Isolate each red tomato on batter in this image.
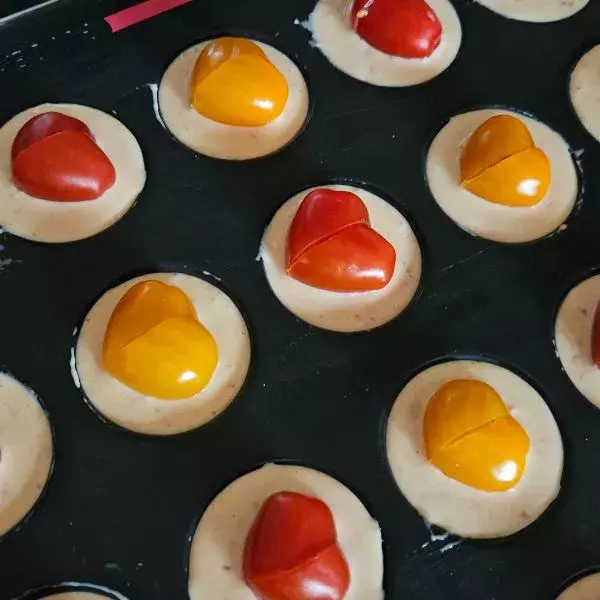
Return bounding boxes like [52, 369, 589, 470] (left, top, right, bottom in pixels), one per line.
[286, 188, 396, 292]
[244, 492, 350, 600]
[351, 0, 442, 59]
[11, 111, 116, 202]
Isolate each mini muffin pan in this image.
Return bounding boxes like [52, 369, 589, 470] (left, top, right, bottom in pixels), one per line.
[0, 0, 600, 599]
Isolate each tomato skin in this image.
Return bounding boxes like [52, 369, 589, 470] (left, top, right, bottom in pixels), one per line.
[11, 112, 116, 202]
[592, 301, 600, 367]
[351, 0, 442, 59]
[11, 112, 92, 161]
[191, 37, 288, 127]
[286, 189, 369, 267]
[286, 189, 395, 292]
[289, 223, 395, 292]
[103, 280, 218, 400]
[244, 492, 350, 600]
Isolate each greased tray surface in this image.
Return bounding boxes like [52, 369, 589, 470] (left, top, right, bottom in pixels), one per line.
[1, 1, 600, 599]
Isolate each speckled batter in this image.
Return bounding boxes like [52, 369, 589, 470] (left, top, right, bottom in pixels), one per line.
[475, 0, 589, 23]
[188, 464, 384, 600]
[0, 373, 53, 537]
[0, 103, 146, 243]
[310, 0, 461, 87]
[159, 40, 309, 160]
[555, 274, 600, 408]
[426, 109, 578, 243]
[386, 360, 563, 538]
[260, 184, 422, 332]
[570, 45, 600, 143]
[74, 273, 251, 435]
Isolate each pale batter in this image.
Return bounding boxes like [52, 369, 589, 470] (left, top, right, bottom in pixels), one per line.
[74, 272, 251, 435]
[260, 184, 422, 332]
[475, 0, 589, 23]
[159, 40, 309, 160]
[557, 572, 600, 600]
[188, 464, 384, 600]
[426, 109, 578, 243]
[386, 360, 563, 538]
[309, 0, 461, 87]
[555, 274, 600, 408]
[0, 373, 53, 537]
[570, 45, 600, 143]
[0, 103, 146, 243]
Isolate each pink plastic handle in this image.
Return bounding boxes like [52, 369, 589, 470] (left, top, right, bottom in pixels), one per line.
[105, 0, 192, 33]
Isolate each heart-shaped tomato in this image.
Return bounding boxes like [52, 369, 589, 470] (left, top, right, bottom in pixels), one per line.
[11, 111, 116, 202]
[286, 189, 396, 292]
[591, 301, 600, 368]
[243, 492, 350, 600]
[460, 115, 551, 207]
[103, 280, 218, 400]
[351, 0, 442, 59]
[191, 37, 289, 127]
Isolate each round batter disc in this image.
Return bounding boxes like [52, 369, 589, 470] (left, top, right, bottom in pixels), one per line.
[260, 184, 422, 332]
[0, 373, 53, 538]
[188, 463, 384, 600]
[74, 272, 251, 435]
[555, 274, 600, 408]
[426, 108, 578, 243]
[0, 103, 146, 243]
[557, 573, 600, 600]
[475, 0, 589, 22]
[159, 39, 309, 160]
[386, 359, 563, 538]
[310, 0, 461, 87]
[570, 44, 600, 143]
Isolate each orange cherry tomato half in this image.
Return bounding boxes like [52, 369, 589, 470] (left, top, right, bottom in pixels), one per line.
[460, 115, 551, 207]
[286, 188, 396, 292]
[591, 300, 600, 368]
[11, 112, 116, 202]
[103, 280, 218, 400]
[423, 380, 530, 492]
[243, 492, 350, 600]
[351, 0, 442, 59]
[191, 37, 288, 127]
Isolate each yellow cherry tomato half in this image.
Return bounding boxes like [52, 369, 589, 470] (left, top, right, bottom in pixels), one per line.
[423, 379, 530, 492]
[103, 280, 218, 400]
[190, 37, 289, 127]
[463, 147, 551, 207]
[460, 114, 551, 207]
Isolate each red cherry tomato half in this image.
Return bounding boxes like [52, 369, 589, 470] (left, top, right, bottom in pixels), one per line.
[289, 223, 395, 292]
[591, 301, 600, 367]
[11, 112, 92, 161]
[286, 189, 369, 267]
[11, 112, 116, 202]
[286, 188, 396, 292]
[243, 492, 350, 600]
[351, 0, 443, 59]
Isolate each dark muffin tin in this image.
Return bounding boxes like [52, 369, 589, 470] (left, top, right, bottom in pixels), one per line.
[1, 0, 600, 598]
